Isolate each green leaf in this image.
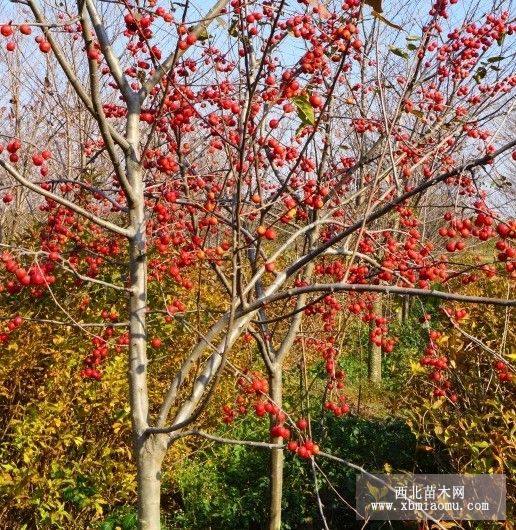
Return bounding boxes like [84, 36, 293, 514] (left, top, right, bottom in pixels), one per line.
[292, 95, 315, 126]
[407, 43, 418, 51]
[389, 46, 409, 60]
[487, 55, 504, 63]
[228, 18, 239, 38]
[120, 512, 138, 529]
[197, 26, 211, 42]
[473, 67, 487, 83]
[406, 35, 421, 41]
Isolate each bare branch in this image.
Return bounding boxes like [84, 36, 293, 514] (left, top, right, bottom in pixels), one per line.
[139, 0, 230, 102]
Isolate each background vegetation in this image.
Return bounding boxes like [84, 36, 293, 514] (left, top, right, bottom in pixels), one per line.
[0, 261, 513, 529]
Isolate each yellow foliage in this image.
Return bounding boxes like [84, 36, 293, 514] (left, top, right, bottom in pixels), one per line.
[0, 325, 136, 528]
[403, 276, 515, 510]
[0, 263, 251, 528]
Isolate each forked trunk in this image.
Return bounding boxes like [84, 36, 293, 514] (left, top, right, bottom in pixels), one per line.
[269, 369, 284, 530]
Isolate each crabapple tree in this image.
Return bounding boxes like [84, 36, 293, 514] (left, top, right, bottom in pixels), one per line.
[0, 0, 515, 529]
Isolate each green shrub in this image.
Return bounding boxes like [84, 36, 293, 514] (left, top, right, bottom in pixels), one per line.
[165, 415, 444, 529]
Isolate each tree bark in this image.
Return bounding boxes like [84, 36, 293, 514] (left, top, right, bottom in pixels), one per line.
[269, 369, 284, 530]
[128, 203, 150, 426]
[368, 340, 382, 383]
[368, 298, 382, 383]
[401, 295, 410, 324]
[137, 437, 167, 530]
[126, 99, 159, 529]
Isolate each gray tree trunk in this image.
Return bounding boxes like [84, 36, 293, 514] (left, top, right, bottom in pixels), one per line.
[269, 369, 284, 530]
[368, 299, 382, 383]
[137, 439, 167, 530]
[126, 101, 164, 530]
[401, 295, 410, 323]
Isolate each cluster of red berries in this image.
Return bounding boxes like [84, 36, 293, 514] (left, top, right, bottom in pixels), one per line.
[81, 334, 109, 380]
[493, 361, 512, 383]
[221, 372, 269, 424]
[324, 398, 350, 416]
[0, 23, 51, 53]
[0, 140, 52, 172]
[287, 439, 320, 459]
[221, 373, 323, 459]
[302, 294, 341, 332]
[347, 296, 397, 353]
[81, 318, 122, 380]
[453, 308, 468, 321]
[299, 336, 351, 416]
[1, 252, 56, 295]
[2, 138, 21, 163]
[163, 299, 186, 322]
[419, 328, 457, 401]
[0, 314, 23, 345]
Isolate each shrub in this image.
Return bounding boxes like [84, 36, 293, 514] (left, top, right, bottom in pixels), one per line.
[166, 415, 443, 529]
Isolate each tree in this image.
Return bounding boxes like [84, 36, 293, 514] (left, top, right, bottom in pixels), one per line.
[0, 0, 515, 529]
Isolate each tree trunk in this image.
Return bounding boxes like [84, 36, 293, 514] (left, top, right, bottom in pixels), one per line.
[126, 102, 157, 529]
[128, 218, 150, 434]
[368, 340, 382, 383]
[269, 369, 283, 530]
[368, 298, 382, 383]
[137, 438, 167, 530]
[129, 217, 160, 530]
[401, 295, 410, 323]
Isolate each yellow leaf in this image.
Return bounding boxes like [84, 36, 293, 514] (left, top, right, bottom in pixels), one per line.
[432, 398, 445, 409]
[437, 334, 449, 345]
[408, 109, 424, 119]
[0, 472, 13, 485]
[410, 361, 426, 374]
[416, 444, 434, 453]
[112, 422, 122, 434]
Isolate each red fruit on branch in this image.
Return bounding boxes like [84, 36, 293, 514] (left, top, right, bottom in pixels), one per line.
[264, 228, 277, 240]
[150, 337, 162, 348]
[39, 40, 51, 53]
[309, 93, 323, 108]
[296, 418, 308, 430]
[1, 25, 13, 37]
